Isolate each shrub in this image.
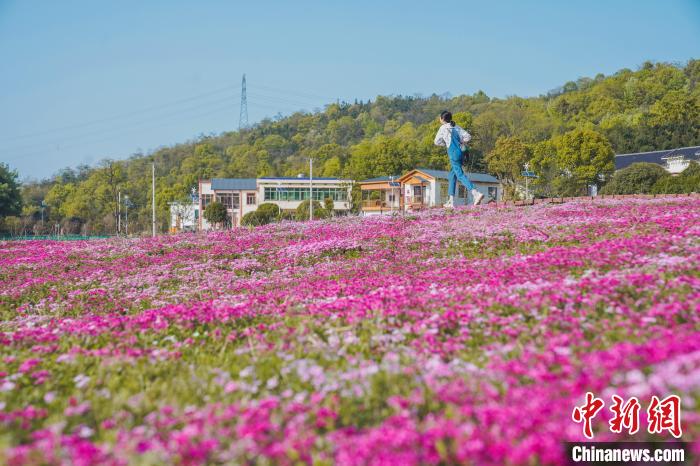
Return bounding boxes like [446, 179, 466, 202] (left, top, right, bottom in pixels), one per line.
[295, 199, 328, 221]
[324, 197, 334, 217]
[601, 163, 669, 195]
[241, 211, 265, 227]
[257, 203, 281, 219]
[203, 202, 228, 228]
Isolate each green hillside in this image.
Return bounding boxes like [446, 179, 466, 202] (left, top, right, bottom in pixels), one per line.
[7, 60, 700, 235]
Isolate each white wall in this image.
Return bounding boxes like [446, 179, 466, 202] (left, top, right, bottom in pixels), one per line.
[199, 180, 214, 230]
[257, 180, 353, 212]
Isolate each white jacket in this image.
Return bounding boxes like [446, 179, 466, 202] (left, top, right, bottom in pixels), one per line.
[434, 123, 471, 148]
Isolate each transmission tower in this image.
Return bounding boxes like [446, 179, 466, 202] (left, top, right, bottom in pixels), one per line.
[239, 74, 248, 130]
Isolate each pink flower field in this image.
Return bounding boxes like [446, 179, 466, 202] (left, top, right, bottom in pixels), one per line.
[1, 197, 699, 465]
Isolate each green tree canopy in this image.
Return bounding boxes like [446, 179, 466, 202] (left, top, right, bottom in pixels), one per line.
[203, 201, 228, 227]
[294, 199, 328, 221]
[484, 136, 530, 199]
[0, 163, 23, 217]
[551, 127, 615, 196]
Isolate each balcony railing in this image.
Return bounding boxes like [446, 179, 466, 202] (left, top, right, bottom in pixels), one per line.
[361, 200, 401, 209]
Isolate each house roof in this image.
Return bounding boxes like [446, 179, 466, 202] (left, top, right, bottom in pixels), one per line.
[405, 168, 499, 184]
[259, 176, 350, 181]
[359, 176, 401, 183]
[615, 146, 700, 170]
[211, 178, 257, 190]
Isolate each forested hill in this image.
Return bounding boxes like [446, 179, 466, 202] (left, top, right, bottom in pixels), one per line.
[16, 60, 700, 234]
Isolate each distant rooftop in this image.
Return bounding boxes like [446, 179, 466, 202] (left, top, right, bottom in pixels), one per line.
[359, 176, 401, 183]
[615, 146, 700, 170]
[258, 176, 350, 181]
[211, 178, 257, 190]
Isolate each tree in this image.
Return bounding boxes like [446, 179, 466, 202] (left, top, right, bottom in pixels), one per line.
[324, 197, 334, 217]
[485, 136, 530, 199]
[203, 201, 228, 228]
[242, 203, 280, 226]
[0, 163, 22, 217]
[295, 199, 328, 221]
[551, 128, 615, 196]
[600, 163, 669, 195]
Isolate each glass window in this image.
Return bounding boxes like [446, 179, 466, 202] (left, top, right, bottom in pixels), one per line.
[263, 186, 347, 202]
[216, 193, 232, 209]
[488, 187, 497, 200]
[201, 194, 213, 209]
[247, 193, 256, 205]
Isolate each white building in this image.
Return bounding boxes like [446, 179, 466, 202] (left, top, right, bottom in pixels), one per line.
[197, 178, 258, 229]
[615, 146, 700, 174]
[257, 176, 353, 214]
[169, 200, 198, 232]
[175, 176, 354, 231]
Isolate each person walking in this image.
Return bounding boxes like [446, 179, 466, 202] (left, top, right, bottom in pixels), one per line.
[434, 111, 484, 207]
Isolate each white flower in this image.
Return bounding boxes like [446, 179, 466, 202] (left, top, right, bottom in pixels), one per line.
[73, 374, 90, 389]
[0, 381, 16, 392]
[266, 377, 278, 390]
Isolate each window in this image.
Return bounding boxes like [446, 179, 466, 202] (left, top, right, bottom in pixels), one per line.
[388, 194, 395, 203]
[264, 187, 348, 202]
[458, 185, 467, 199]
[246, 192, 256, 205]
[488, 186, 498, 200]
[216, 193, 240, 210]
[201, 194, 213, 209]
[440, 182, 448, 200]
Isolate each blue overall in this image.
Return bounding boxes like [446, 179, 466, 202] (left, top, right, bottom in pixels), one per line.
[447, 127, 475, 196]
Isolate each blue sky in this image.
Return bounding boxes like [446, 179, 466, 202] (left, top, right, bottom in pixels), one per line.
[1, 0, 698, 180]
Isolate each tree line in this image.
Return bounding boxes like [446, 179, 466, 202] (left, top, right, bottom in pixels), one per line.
[1, 60, 698, 235]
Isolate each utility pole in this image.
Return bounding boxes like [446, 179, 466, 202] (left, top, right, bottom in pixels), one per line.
[390, 176, 394, 215]
[124, 195, 129, 236]
[152, 163, 156, 237]
[309, 158, 313, 221]
[118, 191, 121, 235]
[239, 74, 248, 130]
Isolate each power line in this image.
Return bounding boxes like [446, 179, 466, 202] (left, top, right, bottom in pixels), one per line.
[3, 83, 240, 143]
[4, 94, 241, 153]
[248, 83, 336, 102]
[4, 98, 306, 163]
[4, 101, 241, 162]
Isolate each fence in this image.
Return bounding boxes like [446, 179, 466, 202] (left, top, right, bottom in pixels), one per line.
[0, 235, 114, 241]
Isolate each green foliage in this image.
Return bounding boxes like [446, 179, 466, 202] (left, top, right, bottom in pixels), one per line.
[324, 197, 334, 216]
[551, 127, 615, 195]
[651, 162, 700, 194]
[484, 136, 530, 199]
[241, 203, 280, 227]
[241, 211, 266, 227]
[0, 163, 22, 217]
[295, 199, 328, 221]
[202, 202, 228, 227]
[15, 60, 700, 233]
[600, 163, 669, 195]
